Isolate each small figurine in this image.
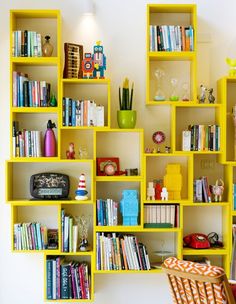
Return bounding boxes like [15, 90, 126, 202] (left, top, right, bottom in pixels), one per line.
[147, 182, 155, 200]
[154, 179, 163, 200]
[165, 146, 171, 153]
[164, 164, 182, 200]
[66, 142, 75, 159]
[208, 88, 215, 104]
[145, 147, 152, 153]
[82, 53, 94, 79]
[161, 187, 168, 200]
[226, 58, 236, 77]
[75, 174, 88, 200]
[93, 41, 106, 79]
[210, 179, 224, 202]
[199, 84, 207, 103]
[120, 190, 139, 226]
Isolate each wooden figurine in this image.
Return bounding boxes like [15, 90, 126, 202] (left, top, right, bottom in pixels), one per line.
[66, 142, 75, 159]
[147, 182, 155, 200]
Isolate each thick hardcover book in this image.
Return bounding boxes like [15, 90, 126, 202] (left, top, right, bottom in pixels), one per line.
[61, 264, 70, 299]
[47, 259, 53, 299]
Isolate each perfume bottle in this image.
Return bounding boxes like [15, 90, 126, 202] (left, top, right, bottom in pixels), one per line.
[42, 35, 53, 57]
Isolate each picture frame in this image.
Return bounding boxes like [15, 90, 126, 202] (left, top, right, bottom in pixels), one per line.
[96, 157, 120, 176]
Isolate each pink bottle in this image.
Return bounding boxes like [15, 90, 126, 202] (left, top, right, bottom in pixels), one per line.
[44, 120, 56, 157]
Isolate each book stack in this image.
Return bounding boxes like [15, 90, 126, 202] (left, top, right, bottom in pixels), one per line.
[149, 25, 194, 52]
[12, 71, 51, 107]
[96, 199, 118, 226]
[12, 121, 42, 158]
[194, 177, 211, 203]
[62, 98, 104, 127]
[96, 232, 151, 271]
[61, 209, 79, 253]
[46, 257, 90, 300]
[183, 124, 220, 151]
[12, 30, 42, 57]
[144, 204, 179, 228]
[14, 222, 50, 250]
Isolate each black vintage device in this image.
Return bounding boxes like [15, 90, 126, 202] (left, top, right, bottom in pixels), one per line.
[30, 173, 70, 200]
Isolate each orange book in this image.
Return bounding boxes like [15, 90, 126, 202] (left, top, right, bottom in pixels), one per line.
[83, 100, 88, 126]
[181, 26, 186, 51]
[121, 238, 128, 270]
[185, 27, 190, 51]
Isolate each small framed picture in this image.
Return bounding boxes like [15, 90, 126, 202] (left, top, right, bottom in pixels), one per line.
[96, 157, 120, 176]
[63, 43, 83, 78]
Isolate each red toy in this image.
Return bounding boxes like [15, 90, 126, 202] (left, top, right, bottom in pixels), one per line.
[82, 53, 94, 79]
[66, 142, 75, 159]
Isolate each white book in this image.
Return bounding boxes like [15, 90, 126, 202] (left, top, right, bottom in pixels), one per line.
[128, 236, 139, 270]
[170, 205, 176, 227]
[166, 205, 171, 224]
[124, 235, 134, 269]
[52, 259, 56, 299]
[144, 206, 147, 223]
[64, 216, 69, 252]
[35, 131, 42, 157]
[151, 205, 156, 223]
[72, 225, 78, 252]
[96, 105, 104, 126]
[160, 205, 166, 223]
[156, 205, 161, 223]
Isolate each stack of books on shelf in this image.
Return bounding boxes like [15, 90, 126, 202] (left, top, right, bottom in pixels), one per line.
[149, 25, 194, 52]
[144, 204, 179, 228]
[96, 199, 118, 226]
[13, 222, 53, 250]
[12, 121, 42, 157]
[12, 30, 42, 57]
[46, 257, 90, 300]
[194, 177, 211, 203]
[61, 209, 79, 253]
[62, 98, 104, 127]
[182, 124, 220, 151]
[96, 232, 151, 271]
[13, 71, 51, 107]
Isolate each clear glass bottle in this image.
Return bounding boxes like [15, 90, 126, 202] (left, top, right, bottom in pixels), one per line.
[42, 35, 53, 57]
[154, 68, 166, 101]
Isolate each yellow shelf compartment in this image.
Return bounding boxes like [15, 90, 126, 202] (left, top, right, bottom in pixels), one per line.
[146, 4, 197, 105]
[174, 105, 222, 152]
[61, 78, 111, 128]
[95, 128, 144, 177]
[6, 160, 94, 203]
[11, 203, 60, 252]
[144, 153, 193, 202]
[60, 203, 94, 253]
[44, 253, 94, 302]
[182, 248, 228, 256]
[10, 10, 61, 58]
[217, 77, 236, 163]
[232, 211, 236, 216]
[193, 154, 230, 203]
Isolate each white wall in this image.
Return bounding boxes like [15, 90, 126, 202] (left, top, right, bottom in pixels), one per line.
[0, 0, 235, 303]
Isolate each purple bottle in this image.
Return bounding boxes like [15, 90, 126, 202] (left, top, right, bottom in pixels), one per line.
[44, 120, 56, 157]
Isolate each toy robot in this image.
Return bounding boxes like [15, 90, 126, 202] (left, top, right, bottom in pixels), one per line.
[147, 182, 155, 200]
[161, 187, 168, 200]
[164, 163, 182, 200]
[93, 41, 106, 79]
[120, 190, 139, 226]
[82, 53, 94, 79]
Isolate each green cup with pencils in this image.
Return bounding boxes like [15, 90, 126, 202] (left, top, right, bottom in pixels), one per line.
[117, 77, 136, 129]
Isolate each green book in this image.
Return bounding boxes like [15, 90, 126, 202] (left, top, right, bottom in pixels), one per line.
[144, 223, 173, 228]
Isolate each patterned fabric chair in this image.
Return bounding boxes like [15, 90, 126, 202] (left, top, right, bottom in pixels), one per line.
[162, 257, 236, 304]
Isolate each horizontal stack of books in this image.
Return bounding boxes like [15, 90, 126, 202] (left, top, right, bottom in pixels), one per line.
[149, 25, 194, 52]
[144, 204, 179, 228]
[12, 71, 51, 107]
[14, 222, 51, 250]
[96, 199, 118, 226]
[12, 30, 42, 57]
[13, 121, 42, 157]
[96, 232, 151, 271]
[46, 257, 90, 300]
[62, 98, 104, 127]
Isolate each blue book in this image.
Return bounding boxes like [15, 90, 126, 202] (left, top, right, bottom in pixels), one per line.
[47, 259, 53, 299]
[36, 222, 42, 250]
[65, 98, 69, 126]
[72, 100, 76, 126]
